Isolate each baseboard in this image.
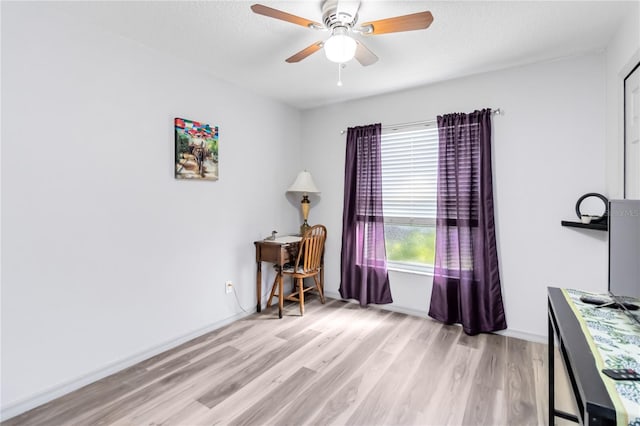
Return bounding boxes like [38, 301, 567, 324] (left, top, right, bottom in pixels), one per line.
[325, 290, 546, 343]
[0, 309, 254, 422]
[495, 328, 547, 344]
[325, 290, 429, 317]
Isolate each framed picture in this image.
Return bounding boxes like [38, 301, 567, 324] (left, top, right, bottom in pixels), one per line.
[174, 117, 219, 181]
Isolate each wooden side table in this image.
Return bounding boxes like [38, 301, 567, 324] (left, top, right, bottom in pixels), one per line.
[254, 239, 299, 318]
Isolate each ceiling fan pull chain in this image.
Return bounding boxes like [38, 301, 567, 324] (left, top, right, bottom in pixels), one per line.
[337, 63, 343, 87]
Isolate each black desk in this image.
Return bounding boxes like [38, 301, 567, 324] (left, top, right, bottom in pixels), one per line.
[548, 287, 616, 425]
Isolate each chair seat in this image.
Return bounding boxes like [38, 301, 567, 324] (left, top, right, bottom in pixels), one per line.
[282, 266, 320, 275]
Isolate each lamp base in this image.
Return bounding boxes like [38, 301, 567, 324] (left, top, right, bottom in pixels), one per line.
[300, 221, 310, 236]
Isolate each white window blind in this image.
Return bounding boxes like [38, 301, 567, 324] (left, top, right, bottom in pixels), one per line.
[381, 127, 439, 224]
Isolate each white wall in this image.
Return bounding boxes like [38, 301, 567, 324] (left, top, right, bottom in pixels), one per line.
[301, 54, 609, 340]
[0, 3, 300, 417]
[605, 2, 640, 198]
[3, 1, 636, 420]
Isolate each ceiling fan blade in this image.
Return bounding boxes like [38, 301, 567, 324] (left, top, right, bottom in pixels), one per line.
[354, 40, 378, 66]
[251, 4, 322, 29]
[286, 41, 324, 63]
[360, 11, 433, 35]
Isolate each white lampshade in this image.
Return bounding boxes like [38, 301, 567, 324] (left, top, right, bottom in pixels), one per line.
[324, 27, 357, 64]
[287, 171, 320, 194]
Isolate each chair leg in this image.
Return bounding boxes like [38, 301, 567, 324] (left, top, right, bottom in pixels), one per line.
[267, 273, 279, 308]
[278, 273, 284, 319]
[298, 278, 304, 316]
[314, 275, 325, 304]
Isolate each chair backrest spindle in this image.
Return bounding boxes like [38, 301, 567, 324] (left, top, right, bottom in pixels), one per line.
[295, 225, 326, 273]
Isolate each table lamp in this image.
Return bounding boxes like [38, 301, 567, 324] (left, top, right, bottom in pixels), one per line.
[287, 170, 320, 235]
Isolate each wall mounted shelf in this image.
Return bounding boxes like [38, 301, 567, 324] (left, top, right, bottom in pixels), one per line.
[561, 220, 607, 231]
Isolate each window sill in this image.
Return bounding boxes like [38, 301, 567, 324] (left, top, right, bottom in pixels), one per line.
[387, 265, 434, 277]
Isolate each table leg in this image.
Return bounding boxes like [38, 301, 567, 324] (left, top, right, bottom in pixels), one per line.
[278, 272, 284, 319]
[256, 261, 262, 313]
[549, 313, 555, 426]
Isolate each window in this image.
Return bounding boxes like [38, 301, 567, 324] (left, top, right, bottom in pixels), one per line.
[380, 126, 439, 274]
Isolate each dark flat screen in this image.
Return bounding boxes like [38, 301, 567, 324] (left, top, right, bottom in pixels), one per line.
[608, 200, 640, 299]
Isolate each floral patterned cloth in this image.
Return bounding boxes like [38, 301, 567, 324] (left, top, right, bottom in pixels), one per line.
[563, 289, 640, 426]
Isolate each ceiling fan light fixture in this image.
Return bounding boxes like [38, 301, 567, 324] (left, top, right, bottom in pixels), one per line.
[324, 27, 357, 63]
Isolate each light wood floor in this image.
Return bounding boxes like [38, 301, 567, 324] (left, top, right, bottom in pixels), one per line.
[4, 297, 570, 426]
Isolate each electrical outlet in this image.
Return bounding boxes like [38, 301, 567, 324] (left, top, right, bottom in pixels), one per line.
[225, 281, 233, 294]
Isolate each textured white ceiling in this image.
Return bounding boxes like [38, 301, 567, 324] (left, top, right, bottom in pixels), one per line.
[48, 0, 638, 110]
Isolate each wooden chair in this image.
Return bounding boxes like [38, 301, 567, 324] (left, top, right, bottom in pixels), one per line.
[267, 224, 326, 316]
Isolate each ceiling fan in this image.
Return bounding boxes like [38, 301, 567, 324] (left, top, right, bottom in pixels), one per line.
[250, 1, 434, 66]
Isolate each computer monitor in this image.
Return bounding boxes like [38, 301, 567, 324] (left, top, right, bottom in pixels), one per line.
[608, 200, 640, 298]
[608, 199, 640, 320]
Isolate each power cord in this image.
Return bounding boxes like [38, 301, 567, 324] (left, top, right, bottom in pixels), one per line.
[231, 281, 274, 314]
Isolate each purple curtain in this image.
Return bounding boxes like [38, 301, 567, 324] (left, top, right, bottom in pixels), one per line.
[428, 109, 507, 335]
[340, 123, 393, 306]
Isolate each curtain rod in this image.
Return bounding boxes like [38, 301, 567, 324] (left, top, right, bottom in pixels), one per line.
[339, 108, 502, 135]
